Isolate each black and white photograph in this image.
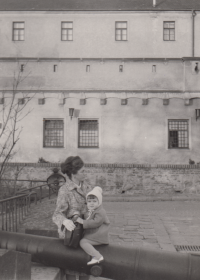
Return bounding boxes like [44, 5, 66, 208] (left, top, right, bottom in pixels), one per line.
[0, 0, 200, 279]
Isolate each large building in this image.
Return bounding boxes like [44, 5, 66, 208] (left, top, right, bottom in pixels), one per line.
[1, 0, 200, 164]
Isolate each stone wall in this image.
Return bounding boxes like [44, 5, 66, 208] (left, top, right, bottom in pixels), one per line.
[1, 163, 200, 196]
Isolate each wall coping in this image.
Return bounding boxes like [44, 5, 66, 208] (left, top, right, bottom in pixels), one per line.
[1, 162, 200, 169]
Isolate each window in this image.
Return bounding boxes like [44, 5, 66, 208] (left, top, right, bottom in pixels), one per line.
[86, 65, 90, 72]
[13, 22, 25, 41]
[18, 98, 24, 105]
[20, 64, 24, 72]
[53, 65, 57, 72]
[163, 21, 175, 41]
[61, 22, 73, 41]
[119, 65, 123, 72]
[43, 119, 64, 148]
[152, 65, 156, 72]
[168, 120, 189, 149]
[78, 119, 99, 148]
[115, 21, 127, 41]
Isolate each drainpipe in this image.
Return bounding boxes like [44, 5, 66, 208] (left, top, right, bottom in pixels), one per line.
[153, 0, 156, 8]
[192, 10, 196, 57]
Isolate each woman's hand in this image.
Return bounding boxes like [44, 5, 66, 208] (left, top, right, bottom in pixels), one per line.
[62, 219, 76, 231]
[76, 217, 83, 224]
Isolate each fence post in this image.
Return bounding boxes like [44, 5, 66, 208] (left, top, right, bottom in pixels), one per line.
[40, 186, 42, 203]
[1, 202, 4, 231]
[11, 200, 14, 232]
[5, 201, 8, 231]
[18, 199, 21, 223]
[15, 199, 17, 232]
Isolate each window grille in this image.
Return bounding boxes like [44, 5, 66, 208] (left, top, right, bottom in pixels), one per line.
[78, 119, 99, 148]
[115, 21, 127, 41]
[43, 119, 64, 148]
[13, 22, 25, 41]
[163, 21, 175, 41]
[168, 120, 189, 149]
[61, 22, 73, 41]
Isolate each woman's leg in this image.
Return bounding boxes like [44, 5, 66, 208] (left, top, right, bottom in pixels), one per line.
[80, 238, 102, 259]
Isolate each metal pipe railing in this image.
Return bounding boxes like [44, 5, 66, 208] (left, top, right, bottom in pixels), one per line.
[0, 178, 65, 232]
[0, 192, 37, 232]
[1, 178, 65, 200]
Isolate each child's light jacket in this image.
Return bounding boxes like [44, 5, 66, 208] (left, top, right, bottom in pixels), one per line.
[83, 205, 110, 244]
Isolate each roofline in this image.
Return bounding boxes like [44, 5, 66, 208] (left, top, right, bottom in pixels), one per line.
[1, 57, 200, 62]
[0, 89, 186, 93]
[0, 57, 185, 61]
[0, 9, 200, 12]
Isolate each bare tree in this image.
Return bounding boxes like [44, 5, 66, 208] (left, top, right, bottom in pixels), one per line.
[0, 62, 34, 182]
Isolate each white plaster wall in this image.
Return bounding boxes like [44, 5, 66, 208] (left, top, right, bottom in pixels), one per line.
[0, 10, 199, 165]
[0, 11, 193, 58]
[0, 60, 184, 91]
[185, 60, 200, 91]
[1, 95, 199, 164]
[194, 12, 200, 57]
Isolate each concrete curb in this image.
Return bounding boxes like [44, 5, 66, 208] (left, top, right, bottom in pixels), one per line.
[103, 195, 200, 202]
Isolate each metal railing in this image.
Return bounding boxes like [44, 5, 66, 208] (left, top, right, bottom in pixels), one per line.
[0, 192, 37, 232]
[0, 180, 49, 232]
[0, 178, 65, 232]
[16, 182, 51, 202]
[1, 179, 63, 200]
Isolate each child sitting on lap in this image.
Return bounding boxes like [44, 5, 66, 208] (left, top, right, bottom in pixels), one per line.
[76, 186, 110, 265]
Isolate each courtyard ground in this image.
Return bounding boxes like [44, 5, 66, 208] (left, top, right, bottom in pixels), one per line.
[13, 195, 200, 280]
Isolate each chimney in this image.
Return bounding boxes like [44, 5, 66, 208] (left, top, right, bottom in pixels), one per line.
[153, 0, 156, 7]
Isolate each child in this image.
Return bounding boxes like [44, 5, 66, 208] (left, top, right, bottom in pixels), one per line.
[76, 186, 110, 265]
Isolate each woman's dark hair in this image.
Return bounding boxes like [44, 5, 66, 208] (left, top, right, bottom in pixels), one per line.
[61, 156, 84, 179]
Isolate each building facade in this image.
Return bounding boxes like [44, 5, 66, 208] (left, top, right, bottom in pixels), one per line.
[1, 0, 200, 164]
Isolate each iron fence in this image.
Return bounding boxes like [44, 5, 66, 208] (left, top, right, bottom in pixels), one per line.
[0, 178, 65, 232]
[1, 178, 63, 200]
[0, 192, 37, 232]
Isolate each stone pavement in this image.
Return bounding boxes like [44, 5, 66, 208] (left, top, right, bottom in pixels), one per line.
[15, 195, 200, 279]
[17, 195, 200, 250]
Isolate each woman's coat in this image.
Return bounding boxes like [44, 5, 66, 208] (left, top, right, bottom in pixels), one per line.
[52, 176, 92, 239]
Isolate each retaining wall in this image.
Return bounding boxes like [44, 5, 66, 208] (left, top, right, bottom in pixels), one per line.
[1, 163, 200, 196]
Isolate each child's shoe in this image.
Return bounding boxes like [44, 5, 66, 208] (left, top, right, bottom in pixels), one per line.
[87, 256, 104, 265]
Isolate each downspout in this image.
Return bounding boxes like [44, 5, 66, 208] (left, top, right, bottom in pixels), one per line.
[192, 10, 196, 57]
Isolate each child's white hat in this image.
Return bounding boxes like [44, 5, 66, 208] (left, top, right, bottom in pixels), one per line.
[86, 186, 102, 206]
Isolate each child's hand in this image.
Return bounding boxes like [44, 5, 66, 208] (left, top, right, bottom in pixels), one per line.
[76, 217, 84, 224]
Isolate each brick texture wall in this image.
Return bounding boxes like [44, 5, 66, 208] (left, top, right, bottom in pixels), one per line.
[1, 163, 200, 195]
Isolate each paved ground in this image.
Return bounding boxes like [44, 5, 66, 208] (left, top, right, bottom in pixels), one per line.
[18, 196, 200, 250]
[15, 196, 200, 279]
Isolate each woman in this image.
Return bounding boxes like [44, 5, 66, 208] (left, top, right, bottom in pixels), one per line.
[52, 156, 92, 279]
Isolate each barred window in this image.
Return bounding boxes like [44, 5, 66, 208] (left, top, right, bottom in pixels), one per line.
[78, 119, 99, 148]
[115, 21, 127, 41]
[163, 21, 175, 41]
[168, 120, 189, 149]
[43, 119, 64, 148]
[61, 22, 73, 41]
[13, 22, 25, 41]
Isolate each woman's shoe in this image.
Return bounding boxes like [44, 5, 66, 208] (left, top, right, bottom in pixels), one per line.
[87, 256, 104, 265]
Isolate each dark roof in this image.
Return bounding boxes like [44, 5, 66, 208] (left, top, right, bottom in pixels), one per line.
[1, 0, 200, 11]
